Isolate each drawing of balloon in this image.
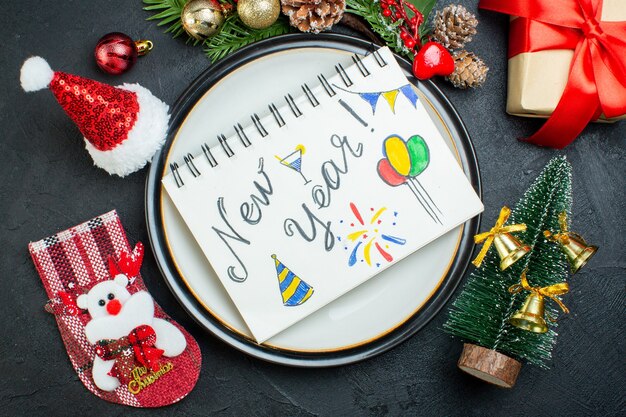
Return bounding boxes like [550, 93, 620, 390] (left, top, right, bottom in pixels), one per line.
[377, 159, 407, 186]
[377, 134, 442, 224]
[406, 134, 429, 176]
[384, 136, 412, 176]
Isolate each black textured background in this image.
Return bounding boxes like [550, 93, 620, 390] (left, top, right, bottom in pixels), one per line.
[1, 1, 624, 416]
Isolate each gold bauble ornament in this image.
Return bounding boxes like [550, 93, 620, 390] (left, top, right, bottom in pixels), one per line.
[237, 0, 280, 30]
[181, 0, 226, 41]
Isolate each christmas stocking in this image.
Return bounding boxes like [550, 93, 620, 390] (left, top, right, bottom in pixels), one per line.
[29, 210, 201, 407]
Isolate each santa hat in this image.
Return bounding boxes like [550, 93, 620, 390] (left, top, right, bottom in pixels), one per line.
[20, 56, 169, 177]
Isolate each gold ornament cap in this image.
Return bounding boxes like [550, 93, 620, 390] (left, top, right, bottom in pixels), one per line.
[237, 0, 281, 30]
[134, 40, 153, 56]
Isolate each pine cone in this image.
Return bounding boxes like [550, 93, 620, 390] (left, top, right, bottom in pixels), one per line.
[432, 4, 478, 50]
[281, 0, 345, 34]
[446, 50, 488, 89]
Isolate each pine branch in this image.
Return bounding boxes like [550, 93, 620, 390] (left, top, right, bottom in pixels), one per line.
[143, 0, 189, 39]
[345, 0, 437, 58]
[204, 15, 292, 63]
[444, 156, 573, 368]
[143, 0, 436, 63]
[143, 0, 291, 62]
[346, 0, 412, 59]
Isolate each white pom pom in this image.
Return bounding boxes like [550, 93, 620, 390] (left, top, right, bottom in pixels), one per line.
[20, 56, 54, 92]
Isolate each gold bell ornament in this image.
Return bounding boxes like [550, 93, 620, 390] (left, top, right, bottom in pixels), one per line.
[472, 206, 531, 270]
[544, 212, 598, 274]
[508, 271, 570, 333]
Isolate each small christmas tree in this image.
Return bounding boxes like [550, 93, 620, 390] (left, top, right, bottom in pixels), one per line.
[443, 156, 573, 386]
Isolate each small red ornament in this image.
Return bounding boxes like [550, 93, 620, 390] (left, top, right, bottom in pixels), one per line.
[94, 32, 153, 75]
[412, 41, 455, 80]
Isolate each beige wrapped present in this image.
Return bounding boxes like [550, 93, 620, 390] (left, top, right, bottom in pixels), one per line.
[506, 0, 626, 121]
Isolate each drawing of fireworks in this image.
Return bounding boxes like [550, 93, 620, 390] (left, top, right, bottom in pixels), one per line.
[340, 202, 407, 268]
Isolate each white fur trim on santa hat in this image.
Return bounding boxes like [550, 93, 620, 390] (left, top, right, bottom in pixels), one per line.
[20, 56, 55, 92]
[85, 83, 170, 177]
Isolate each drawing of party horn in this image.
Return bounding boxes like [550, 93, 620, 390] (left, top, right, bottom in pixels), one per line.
[376, 134, 442, 224]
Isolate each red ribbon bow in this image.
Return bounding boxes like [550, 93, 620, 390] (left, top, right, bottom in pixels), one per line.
[479, 0, 626, 148]
[95, 325, 164, 383]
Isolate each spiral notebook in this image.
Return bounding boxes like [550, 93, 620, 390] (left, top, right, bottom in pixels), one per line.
[163, 47, 483, 343]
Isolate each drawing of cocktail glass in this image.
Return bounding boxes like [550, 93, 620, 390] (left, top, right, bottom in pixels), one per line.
[276, 144, 311, 185]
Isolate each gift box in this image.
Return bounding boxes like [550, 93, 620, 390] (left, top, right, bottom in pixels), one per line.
[506, 0, 626, 120]
[480, 0, 626, 148]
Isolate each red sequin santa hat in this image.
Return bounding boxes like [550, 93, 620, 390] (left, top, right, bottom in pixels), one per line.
[20, 56, 169, 177]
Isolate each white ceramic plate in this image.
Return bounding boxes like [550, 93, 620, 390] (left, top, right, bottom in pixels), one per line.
[146, 34, 481, 366]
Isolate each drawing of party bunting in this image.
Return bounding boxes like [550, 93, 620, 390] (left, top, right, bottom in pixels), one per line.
[381, 90, 400, 112]
[359, 92, 381, 113]
[334, 83, 419, 114]
[399, 85, 419, 107]
[271, 255, 314, 307]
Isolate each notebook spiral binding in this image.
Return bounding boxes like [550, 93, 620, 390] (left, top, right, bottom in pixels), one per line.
[170, 49, 387, 188]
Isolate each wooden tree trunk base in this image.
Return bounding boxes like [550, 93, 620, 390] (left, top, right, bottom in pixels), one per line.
[457, 343, 522, 388]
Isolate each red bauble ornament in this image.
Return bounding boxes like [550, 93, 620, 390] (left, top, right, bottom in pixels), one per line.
[94, 32, 153, 75]
[412, 41, 455, 80]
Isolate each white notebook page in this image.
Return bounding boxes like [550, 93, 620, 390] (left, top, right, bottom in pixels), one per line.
[163, 47, 483, 342]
